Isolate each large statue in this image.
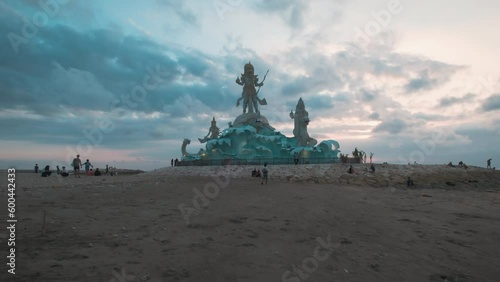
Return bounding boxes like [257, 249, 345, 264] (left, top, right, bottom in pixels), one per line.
[235, 62, 268, 113]
[198, 117, 220, 143]
[179, 61, 340, 163]
[289, 98, 317, 147]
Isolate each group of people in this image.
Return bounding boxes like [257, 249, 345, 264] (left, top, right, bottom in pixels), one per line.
[72, 155, 110, 176]
[447, 161, 469, 169]
[251, 163, 269, 185]
[36, 155, 112, 178]
[346, 164, 375, 174]
[71, 155, 97, 177]
[37, 164, 71, 177]
[447, 158, 495, 170]
[171, 158, 180, 167]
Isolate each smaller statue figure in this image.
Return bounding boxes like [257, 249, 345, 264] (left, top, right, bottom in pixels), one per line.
[182, 138, 205, 160]
[235, 62, 268, 114]
[198, 117, 220, 143]
[290, 98, 317, 147]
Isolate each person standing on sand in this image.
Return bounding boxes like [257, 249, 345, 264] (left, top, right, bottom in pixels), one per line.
[487, 158, 492, 169]
[171, 159, 174, 167]
[84, 159, 93, 175]
[72, 154, 82, 178]
[34, 164, 39, 173]
[261, 163, 268, 185]
[407, 177, 414, 187]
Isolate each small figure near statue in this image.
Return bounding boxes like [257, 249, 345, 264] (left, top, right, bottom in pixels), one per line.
[236, 62, 268, 114]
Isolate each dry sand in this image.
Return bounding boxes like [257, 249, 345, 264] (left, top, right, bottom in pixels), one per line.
[1, 164, 500, 282]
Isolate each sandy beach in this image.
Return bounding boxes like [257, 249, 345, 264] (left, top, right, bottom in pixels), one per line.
[1, 164, 500, 282]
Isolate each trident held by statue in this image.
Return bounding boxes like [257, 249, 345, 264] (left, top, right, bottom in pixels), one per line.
[256, 69, 269, 105]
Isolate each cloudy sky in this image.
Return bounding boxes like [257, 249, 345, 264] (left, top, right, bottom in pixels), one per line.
[1, 0, 499, 170]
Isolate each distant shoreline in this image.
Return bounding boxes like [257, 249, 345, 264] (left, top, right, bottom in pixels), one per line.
[2, 163, 495, 173]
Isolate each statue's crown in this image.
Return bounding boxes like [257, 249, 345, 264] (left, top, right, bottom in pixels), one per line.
[244, 61, 254, 72]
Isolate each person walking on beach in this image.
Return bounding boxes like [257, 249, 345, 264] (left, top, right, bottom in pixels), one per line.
[261, 163, 269, 185]
[72, 154, 82, 178]
[34, 164, 39, 173]
[171, 159, 174, 167]
[84, 159, 93, 175]
[487, 158, 492, 169]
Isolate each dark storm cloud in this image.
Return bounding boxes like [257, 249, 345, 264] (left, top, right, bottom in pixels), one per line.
[373, 118, 407, 134]
[413, 112, 446, 121]
[455, 127, 499, 139]
[0, 4, 240, 148]
[358, 89, 377, 102]
[437, 93, 475, 108]
[301, 95, 335, 110]
[368, 112, 380, 120]
[370, 58, 402, 75]
[280, 75, 311, 97]
[405, 70, 438, 92]
[481, 94, 500, 112]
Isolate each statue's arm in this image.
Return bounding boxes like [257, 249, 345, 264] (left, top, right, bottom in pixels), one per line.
[255, 78, 264, 87]
[235, 77, 244, 85]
